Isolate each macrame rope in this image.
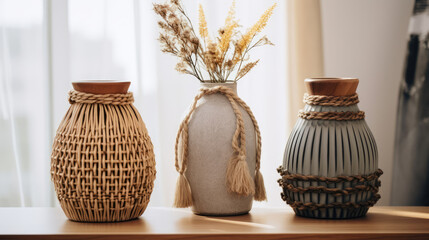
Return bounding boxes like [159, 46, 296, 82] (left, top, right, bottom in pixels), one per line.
[69, 90, 134, 105]
[174, 86, 266, 208]
[299, 93, 365, 121]
[277, 167, 383, 210]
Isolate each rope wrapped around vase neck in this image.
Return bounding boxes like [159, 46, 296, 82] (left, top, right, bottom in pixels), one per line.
[299, 93, 365, 121]
[174, 86, 266, 208]
[68, 90, 134, 105]
[303, 93, 360, 106]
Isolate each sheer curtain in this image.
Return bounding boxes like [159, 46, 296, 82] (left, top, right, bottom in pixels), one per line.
[0, 0, 288, 208]
[0, 0, 52, 207]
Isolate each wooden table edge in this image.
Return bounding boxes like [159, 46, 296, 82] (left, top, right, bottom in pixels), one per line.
[1, 233, 429, 240]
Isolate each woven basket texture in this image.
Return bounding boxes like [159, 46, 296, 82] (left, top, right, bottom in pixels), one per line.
[50, 91, 156, 222]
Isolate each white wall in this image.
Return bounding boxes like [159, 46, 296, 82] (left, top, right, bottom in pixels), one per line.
[320, 0, 413, 205]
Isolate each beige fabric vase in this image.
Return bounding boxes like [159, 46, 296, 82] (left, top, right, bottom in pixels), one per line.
[185, 82, 257, 216]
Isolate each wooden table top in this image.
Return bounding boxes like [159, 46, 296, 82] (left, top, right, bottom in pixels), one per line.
[0, 206, 428, 239]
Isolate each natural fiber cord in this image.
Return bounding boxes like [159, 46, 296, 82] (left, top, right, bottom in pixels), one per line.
[298, 110, 365, 121]
[303, 93, 360, 106]
[174, 86, 266, 208]
[277, 167, 383, 210]
[50, 90, 156, 222]
[299, 93, 365, 121]
[68, 90, 134, 105]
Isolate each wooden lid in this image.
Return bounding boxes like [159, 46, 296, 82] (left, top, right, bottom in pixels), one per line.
[305, 78, 358, 96]
[72, 80, 131, 94]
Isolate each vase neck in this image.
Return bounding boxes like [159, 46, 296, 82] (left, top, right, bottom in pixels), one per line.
[201, 82, 237, 94]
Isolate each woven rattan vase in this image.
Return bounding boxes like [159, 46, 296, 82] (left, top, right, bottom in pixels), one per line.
[278, 78, 382, 219]
[50, 81, 156, 222]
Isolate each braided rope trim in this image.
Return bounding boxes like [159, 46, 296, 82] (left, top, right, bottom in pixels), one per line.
[300, 93, 364, 121]
[304, 93, 360, 106]
[277, 167, 383, 183]
[298, 110, 365, 121]
[68, 90, 134, 105]
[277, 166, 383, 210]
[281, 192, 381, 210]
[278, 179, 380, 196]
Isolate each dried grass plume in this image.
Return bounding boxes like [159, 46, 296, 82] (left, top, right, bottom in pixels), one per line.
[154, 0, 276, 82]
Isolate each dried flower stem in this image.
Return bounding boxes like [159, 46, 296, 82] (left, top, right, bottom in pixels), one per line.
[154, 0, 276, 83]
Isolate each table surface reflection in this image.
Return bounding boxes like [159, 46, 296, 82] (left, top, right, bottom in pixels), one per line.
[0, 206, 428, 239]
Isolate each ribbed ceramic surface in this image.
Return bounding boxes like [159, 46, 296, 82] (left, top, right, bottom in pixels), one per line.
[283, 103, 378, 218]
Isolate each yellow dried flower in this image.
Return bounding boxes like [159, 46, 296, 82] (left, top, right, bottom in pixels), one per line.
[199, 4, 210, 43]
[224, 0, 236, 27]
[219, 22, 238, 56]
[218, 0, 238, 57]
[236, 60, 259, 80]
[235, 3, 276, 61]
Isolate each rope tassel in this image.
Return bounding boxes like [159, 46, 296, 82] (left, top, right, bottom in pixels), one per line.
[226, 154, 255, 196]
[174, 174, 193, 208]
[254, 170, 266, 201]
[174, 86, 266, 208]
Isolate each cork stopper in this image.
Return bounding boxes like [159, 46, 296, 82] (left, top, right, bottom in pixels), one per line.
[305, 78, 358, 96]
[72, 80, 131, 94]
